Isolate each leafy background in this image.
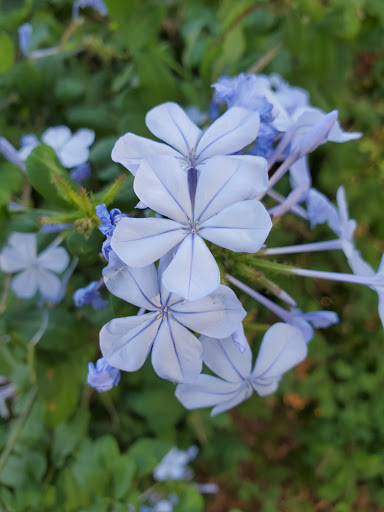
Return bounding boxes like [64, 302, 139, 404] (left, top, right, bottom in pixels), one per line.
[1, 0, 384, 510]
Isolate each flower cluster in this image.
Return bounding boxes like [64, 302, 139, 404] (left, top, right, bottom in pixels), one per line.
[87, 71, 379, 416]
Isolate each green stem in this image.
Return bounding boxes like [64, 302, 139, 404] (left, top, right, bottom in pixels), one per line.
[0, 387, 38, 475]
[247, 257, 294, 275]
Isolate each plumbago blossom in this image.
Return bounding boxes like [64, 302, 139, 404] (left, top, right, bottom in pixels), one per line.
[0, 233, 69, 303]
[111, 155, 271, 301]
[85, 71, 381, 419]
[99, 251, 246, 383]
[176, 323, 307, 416]
[0, 126, 94, 183]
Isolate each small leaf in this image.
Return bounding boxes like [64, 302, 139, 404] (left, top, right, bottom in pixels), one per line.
[0, 32, 15, 73]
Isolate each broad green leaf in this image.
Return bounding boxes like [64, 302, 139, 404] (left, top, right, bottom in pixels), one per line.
[111, 454, 135, 499]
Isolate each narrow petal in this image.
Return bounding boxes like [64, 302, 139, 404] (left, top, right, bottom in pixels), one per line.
[195, 107, 260, 161]
[172, 284, 246, 339]
[42, 126, 72, 152]
[37, 269, 63, 302]
[157, 250, 182, 306]
[175, 374, 242, 409]
[103, 251, 160, 310]
[199, 200, 272, 253]
[38, 246, 69, 273]
[134, 156, 192, 223]
[251, 323, 307, 383]
[162, 235, 220, 301]
[151, 317, 203, 383]
[100, 313, 160, 371]
[111, 133, 178, 175]
[194, 155, 268, 223]
[11, 268, 39, 298]
[145, 102, 202, 156]
[111, 217, 186, 267]
[200, 334, 252, 382]
[58, 129, 95, 168]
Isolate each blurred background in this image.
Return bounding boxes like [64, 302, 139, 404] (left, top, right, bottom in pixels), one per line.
[1, 1, 384, 511]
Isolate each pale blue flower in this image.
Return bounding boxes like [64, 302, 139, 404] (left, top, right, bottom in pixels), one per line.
[111, 154, 271, 301]
[0, 233, 69, 302]
[0, 377, 16, 419]
[73, 280, 108, 310]
[72, 0, 108, 19]
[287, 308, 339, 343]
[0, 137, 26, 172]
[18, 23, 32, 56]
[212, 73, 274, 121]
[87, 357, 120, 392]
[306, 186, 371, 272]
[175, 323, 307, 416]
[111, 101, 262, 176]
[100, 251, 246, 383]
[41, 126, 94, 168]
[69, 162, 91, 184]
[40, 222, 74, 233]
[153, 446, 198, 481]
[96, 203, 125, 260]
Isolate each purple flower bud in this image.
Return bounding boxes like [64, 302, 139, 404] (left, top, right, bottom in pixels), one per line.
[73, 280, 108, 310]
[87, 358, 120, 392]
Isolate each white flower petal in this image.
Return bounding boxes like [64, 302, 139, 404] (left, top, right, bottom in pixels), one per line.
[151, 317, 203, 383]
[11, 267, 39, 298]
[161, 234, 220, 301]
[195, 107, 260, 161]
[210, 384, 253, 416]
[199, 334, 252, 382]
[58, 129, 94, 168]
[194, 155, 268, 223]
[171, 284, 246, 338]
[111, 217, 186, 267]
[251, 323, 307, 391]
[134, 156, 192, 223]
[199, 200, 272, 252]
[175, 374, 242, 409]
[100, 313, 160, 372]
[38, 246, 69, 273]
[103, 251, 160, 310]
[1, 233, 37, 272]
[145, 102, 202, 156]
[37, 269, 63, 302]
[111, 133, 178, 175]
[42, 126, 72, 152]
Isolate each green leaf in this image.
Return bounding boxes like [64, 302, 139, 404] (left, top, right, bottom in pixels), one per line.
[111, 454, 135, 499]
[66, 229, 104, 265]
[0, 32, 15, 73]
[25, 145, 75, 208]
[174, 486, 204, 512]
[0, 163, 23, 206]
[52, 410, 90, 468]
[127, 438, 172, 477]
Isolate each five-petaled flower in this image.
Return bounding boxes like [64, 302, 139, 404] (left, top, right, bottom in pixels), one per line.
[176, 323, 307, 416]
[111, 155, 271, 301]
[100, 252, 246, 383]
[0, 232, 69, 302]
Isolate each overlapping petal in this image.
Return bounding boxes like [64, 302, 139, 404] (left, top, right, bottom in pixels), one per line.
[199, 334, 252, 382]
[111, 133, 178, 175]
[175, 374, 243, 409]
[171, 285, 246, 338]
[41, 126, 72, 151]
[58, 129, 94, 168]
[146, 102, 202, 156]
[1, 233, 37, 273]
[111, 217, 186, 267]
[195, 107, 260, 160]
[134, 156, 192, 223]
[194, 156, 268, 223]
[151, 317, 203, 383]
[100, 313, 160, 372]
[162, 234, 220, 301]
[199, 200, 272, 252]
[103, 251, 161, 310]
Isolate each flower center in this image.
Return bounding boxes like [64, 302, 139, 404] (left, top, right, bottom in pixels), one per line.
[157, 305, 171, 320]
[186, 149, 198, 168]
[185, 219, 199, 234]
